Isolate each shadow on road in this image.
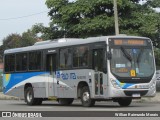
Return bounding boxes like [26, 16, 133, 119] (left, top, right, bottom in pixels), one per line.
[6, 100, 155, 109]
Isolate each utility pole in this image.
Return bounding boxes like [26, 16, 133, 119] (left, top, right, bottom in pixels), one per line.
[113, 0, 119, 35]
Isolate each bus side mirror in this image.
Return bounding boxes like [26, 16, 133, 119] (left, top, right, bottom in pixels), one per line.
[107, 52, 112, 60]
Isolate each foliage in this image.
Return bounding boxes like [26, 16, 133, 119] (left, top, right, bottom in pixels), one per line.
[31, 23, 65, 40]
[2, 33, 22, 49]
[0, 34, 21, 61]
[0, 30, 37, 60]
[21, 30, 37, 47]
[45, 0, 160, 46]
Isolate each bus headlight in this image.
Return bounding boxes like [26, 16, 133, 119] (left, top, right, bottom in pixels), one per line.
[111, 79, 121, 89]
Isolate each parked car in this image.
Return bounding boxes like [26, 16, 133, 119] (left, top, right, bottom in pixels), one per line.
[156, 70, 160, 91]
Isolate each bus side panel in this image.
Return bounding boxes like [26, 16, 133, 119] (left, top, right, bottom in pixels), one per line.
[4, 86, 24, 98]
[32, 83, 47, 98]
[55, 69, 109, 99]
[3, 72, 49, 98]
[56, 69, 95, 99]
[47, 75, 56, 97]
[56, 70, 77, 98]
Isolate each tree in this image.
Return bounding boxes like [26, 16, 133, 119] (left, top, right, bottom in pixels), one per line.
[31, 23, 65, 40]
[0, 30, 37, 60]
[0, 33, 22, 61]
[2, 33, 22, 49]
[45, 0, 160, 46]
[21, 29, 37, 47]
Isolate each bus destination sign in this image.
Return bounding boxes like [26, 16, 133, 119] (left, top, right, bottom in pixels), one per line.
[114, 39, 147, 46]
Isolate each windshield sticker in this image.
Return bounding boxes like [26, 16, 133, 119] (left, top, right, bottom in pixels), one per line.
[130, 70, 136, 77]
[116, 68, 128, 73]
[116, 64, 126, 68]
[136, 68, 139, 74]
[132, 49, 137, 54]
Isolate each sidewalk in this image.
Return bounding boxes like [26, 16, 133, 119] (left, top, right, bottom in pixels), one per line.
[140, 92, 160, 103]
[0, 92, 18, 100]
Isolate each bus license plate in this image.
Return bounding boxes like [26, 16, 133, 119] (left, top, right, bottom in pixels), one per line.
[132, 94, 140, 97]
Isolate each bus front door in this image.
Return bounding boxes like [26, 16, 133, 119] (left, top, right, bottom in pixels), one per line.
[93, 49, 104, 96]
[46, 53, 57, 97]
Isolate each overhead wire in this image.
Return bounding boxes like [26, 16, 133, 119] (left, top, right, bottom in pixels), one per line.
[0, 10, 48, 21]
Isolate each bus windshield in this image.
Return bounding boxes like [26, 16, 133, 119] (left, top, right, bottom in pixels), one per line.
[110, 47, 154, 78]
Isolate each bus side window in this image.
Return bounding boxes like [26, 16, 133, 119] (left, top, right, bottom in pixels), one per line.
[92, 49, 103, 72]
[29, 51, 41, 71]
[73, 46, 89, 68]
[59, 48, 72, 69]
[16, 53, 27, 71]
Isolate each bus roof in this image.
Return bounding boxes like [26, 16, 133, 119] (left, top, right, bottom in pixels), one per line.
[4, 35, 149, 54]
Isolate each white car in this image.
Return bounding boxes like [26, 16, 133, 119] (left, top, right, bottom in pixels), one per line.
[156, 70, 160, 91]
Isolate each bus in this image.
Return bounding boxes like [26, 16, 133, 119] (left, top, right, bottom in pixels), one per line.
[3, 35, 156, 107]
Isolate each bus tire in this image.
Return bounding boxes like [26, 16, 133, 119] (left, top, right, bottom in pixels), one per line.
[80, 86, 95, 107]
[117, 98, 132, 107]
[35, 98, 43, 105]
[25, 87, 37, 106]
[58, 98, 74, 105]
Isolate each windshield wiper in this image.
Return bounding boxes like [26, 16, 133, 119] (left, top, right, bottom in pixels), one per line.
[120, 47, 132, 62]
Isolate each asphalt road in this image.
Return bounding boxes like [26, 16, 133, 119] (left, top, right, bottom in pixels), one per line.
[0, 99, 160, 111]
[0, 100, 160, 120]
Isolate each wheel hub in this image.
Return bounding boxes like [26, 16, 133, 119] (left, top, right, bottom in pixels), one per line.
[27, 91, 32, 102]
[83, 92, 90, 102]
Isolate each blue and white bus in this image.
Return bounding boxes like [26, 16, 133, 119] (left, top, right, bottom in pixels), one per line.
[3, 35, 156, 107]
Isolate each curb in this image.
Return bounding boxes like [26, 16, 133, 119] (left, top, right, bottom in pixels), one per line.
[140, 92, 160, 103]
[0, 92, 19, 100]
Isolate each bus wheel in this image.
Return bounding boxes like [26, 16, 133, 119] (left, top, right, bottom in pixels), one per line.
[58, 98, 74, 105]
[25, 87, 36, 106]
[117, 98, 132, 107]
[35, 98, 43, 105]
[80, 86, 95, 107]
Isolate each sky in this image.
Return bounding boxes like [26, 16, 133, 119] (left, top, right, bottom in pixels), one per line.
[0, 0, 50, 45]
